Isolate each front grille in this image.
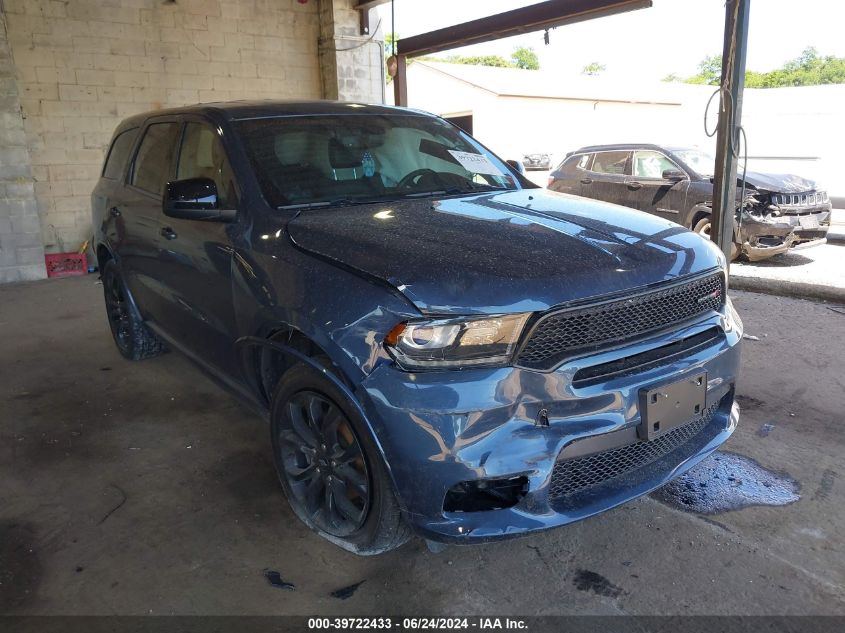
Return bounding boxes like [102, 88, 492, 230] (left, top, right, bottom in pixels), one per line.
[549, 401, 719, 501]
[773, 191, 828, 207]
[571, 327, 723, 387]
[516, 272, 724, 370]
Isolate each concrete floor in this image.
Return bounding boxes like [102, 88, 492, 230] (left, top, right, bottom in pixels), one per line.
[1, 276, 844, 615]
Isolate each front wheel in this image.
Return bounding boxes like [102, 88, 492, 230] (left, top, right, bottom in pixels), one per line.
[693, 216, 739, 261]
[270, 364, 411, 555]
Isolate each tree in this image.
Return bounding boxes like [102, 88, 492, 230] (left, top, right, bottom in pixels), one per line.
[429, 46, 540, 71]
[512, 46, 540, 70]
[685, 54, 723, 85]
[582, 62, 606, 76]
[443, 54, 514, 68]
[668, 47, 845, 88]
[384, 32, 399, 57]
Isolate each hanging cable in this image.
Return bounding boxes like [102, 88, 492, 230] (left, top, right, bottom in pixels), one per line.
[702, 0, 749, 232]
[320, 18, 382, 52]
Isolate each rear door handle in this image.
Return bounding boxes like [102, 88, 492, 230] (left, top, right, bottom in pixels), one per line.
[109, 206, 121, 217]
[160, 227, 178, 240]
[580, 177, 593, 185]
[627, 181, 643, 190]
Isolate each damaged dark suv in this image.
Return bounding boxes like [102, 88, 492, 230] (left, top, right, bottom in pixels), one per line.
[92, 102, 742, 554]
[548, 143, 831, 261]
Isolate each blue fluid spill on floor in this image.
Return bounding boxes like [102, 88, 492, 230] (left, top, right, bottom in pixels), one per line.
[652, 451, 800, 514]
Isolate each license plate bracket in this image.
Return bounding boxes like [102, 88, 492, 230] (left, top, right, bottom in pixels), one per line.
[638, 372, 707, 440]
[798, 215, 820, 229]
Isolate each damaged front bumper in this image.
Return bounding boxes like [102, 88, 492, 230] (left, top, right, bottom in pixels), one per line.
[738, 200, 831, 261]
[357, 303, 743, 544]
[738, 212, 795, 261]
[783, 207, 831, 247]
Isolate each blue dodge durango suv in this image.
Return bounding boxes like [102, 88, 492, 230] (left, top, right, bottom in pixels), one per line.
[92, 101, 742, 554]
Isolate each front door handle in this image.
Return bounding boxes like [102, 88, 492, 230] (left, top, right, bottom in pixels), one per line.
[160, 227, 178, 240]
[109, 206, 121, 217]
[627, 181, 643, 190]
[580, 177, 593, 185]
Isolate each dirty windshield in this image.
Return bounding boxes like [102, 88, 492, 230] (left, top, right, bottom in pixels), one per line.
[235, 113, 519, 208]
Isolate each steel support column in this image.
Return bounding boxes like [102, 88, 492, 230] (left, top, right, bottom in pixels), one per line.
[711, 0, 751, 272]
[393, 54, 408, 108]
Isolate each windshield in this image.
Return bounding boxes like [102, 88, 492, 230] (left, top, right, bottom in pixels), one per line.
[235, 114, 520, 208]
[674, 149, 715, 177]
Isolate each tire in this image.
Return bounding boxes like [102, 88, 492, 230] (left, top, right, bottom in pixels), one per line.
[101, 259, 166, 361]
[693, 216, 739, 261]
[270, 364, 411, 555]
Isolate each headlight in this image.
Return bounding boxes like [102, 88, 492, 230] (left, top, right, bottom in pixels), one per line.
[385, 314, 530, 370]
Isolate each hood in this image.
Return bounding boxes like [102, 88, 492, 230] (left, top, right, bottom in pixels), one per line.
[286, 190, 723, 315]
[741, 171, 820, 193]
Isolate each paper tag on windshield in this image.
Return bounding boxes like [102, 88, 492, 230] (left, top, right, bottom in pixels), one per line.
[447, 150, 503, 176]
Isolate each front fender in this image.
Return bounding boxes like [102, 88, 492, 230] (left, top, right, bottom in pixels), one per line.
[234, 336, 409, 513]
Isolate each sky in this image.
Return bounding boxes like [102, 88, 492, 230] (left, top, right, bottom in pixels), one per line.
[376, 0, 845, 82]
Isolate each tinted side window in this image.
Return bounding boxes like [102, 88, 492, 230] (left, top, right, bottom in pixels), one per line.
[591, 151, 629, 175]
[131, 122, 180, 194]
[576, 154, 592, 170]
[103, 129, 137, 180]
[176, 123, 236, 208]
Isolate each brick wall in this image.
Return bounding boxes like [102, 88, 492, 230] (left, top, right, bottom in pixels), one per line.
[0, 9, 46, 282]
[0, 0, 384, 282]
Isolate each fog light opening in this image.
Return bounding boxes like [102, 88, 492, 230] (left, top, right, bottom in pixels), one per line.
[443, 475, 529, 513]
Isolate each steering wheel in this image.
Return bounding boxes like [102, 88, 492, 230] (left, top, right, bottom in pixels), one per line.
[398, 168, 439, 190]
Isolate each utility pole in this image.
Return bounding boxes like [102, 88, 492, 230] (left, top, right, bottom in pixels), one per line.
[710, 0, 751, 274]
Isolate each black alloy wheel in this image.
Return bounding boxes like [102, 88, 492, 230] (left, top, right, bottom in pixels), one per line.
[276, 390, 370, 537]
[103, 264, 133, 356]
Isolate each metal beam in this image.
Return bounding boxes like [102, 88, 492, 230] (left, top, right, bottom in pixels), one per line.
[354, 0, 391, 10]
[354, 0, 392, 35]
[710, 0, 751, 270]
[396, 0, 652, 58]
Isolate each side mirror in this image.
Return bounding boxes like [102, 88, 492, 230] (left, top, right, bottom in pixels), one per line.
[506, 159, 526, 175]
[163, 178, 236, 222]
[662, 169, 686, 181]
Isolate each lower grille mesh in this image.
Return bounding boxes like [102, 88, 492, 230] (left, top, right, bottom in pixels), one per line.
[549, 401, 719, 501]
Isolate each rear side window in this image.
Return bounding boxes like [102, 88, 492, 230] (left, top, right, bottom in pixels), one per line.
[576, 154, 592, 170]
[131, 122, 180, 194]
[102, 129, 137, 180]
[591, 151, 629, 175]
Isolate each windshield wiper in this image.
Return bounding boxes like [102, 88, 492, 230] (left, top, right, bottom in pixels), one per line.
[278, 197, 384, 210]
[277, 200, 332, 210]
[447, 184, 501, 194]
[278, 186, 507, 210]
[399, 184, 504, 199]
